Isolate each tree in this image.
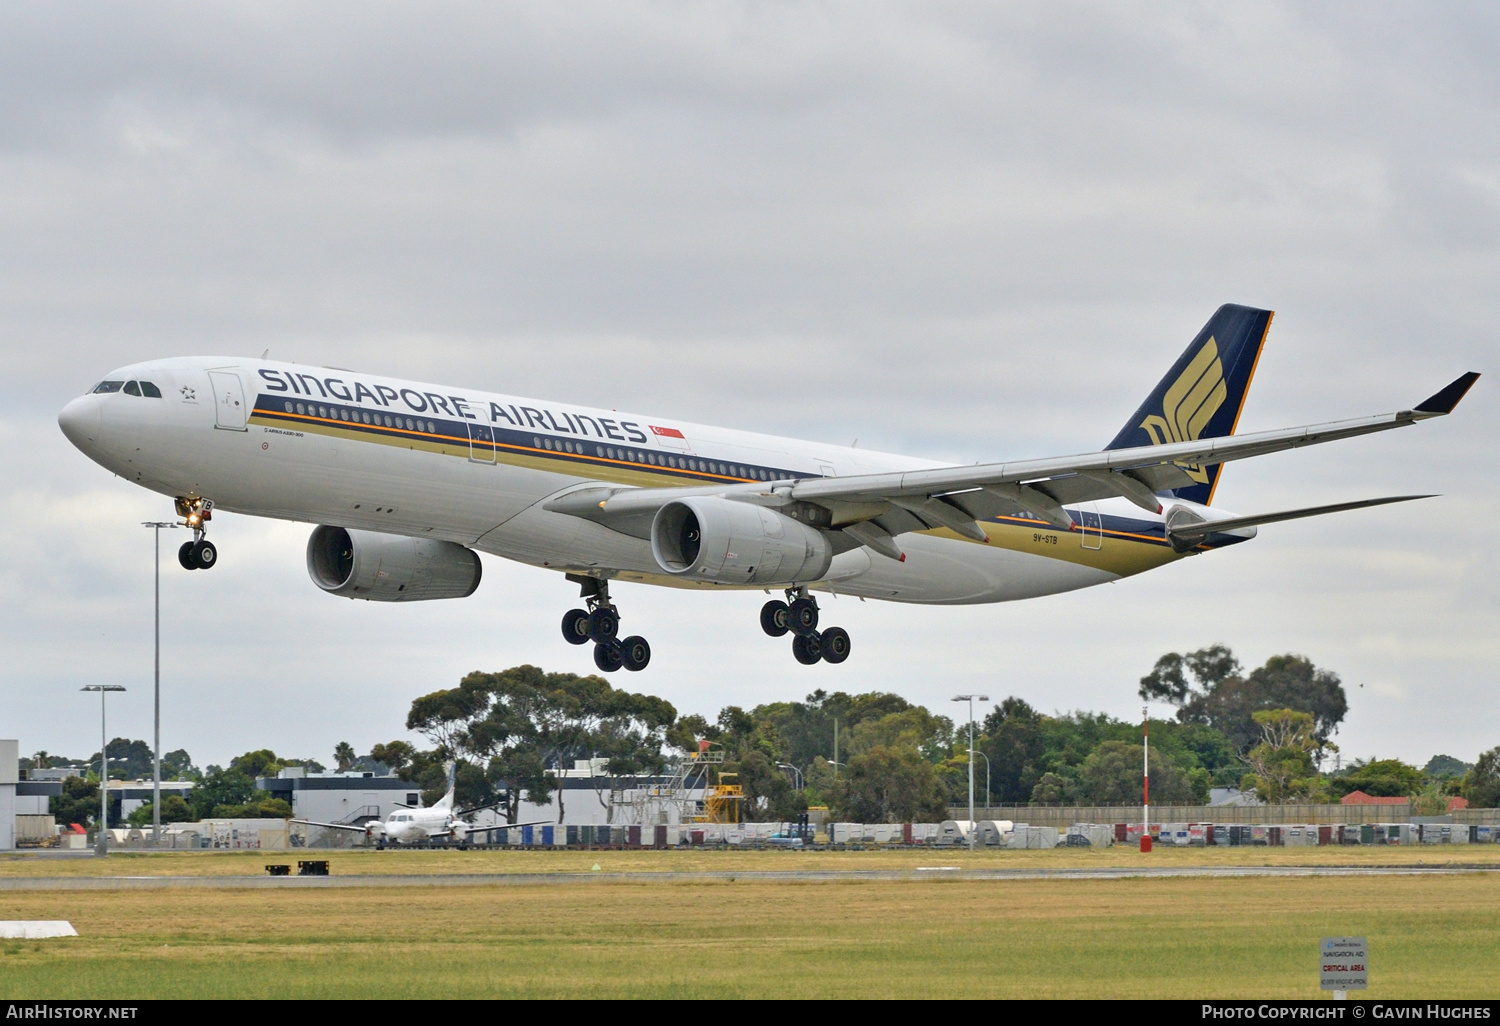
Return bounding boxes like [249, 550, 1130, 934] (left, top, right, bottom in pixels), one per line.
[1073, 741, 1201, 805]
[1029, 771, 1070, 805]
[980, 698, 1046, 803]
[333, 742, 357, 772]
[88, 738, 155, 779]
[733, 751, 806, 822]
[831, 746, 947, 822]
[407, 665, 677, 824]
[161, 750, 198, 780]
[1241, 710, 1327, 802]
[1140, 646, 1347, 753]
[189, 767, 259, 818]
[1330, 759, 1425, 799]
[51, 776, 100, 829]
[229, 750, 281, 779]
[370, 741, 417, 775]
[127, 795, 194, 826]
[1424, 754, 1473, 780]
[1463, 748, 1500, 808]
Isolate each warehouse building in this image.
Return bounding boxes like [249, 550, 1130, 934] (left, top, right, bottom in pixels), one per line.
[257, 767, 422, 826]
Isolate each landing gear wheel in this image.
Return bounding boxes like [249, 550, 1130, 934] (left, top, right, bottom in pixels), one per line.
[789, 597, 819, 633]
[791, 632, 823, 665]
[760, 600, 790, 637]
[820, 626, 851, 664]
[178, 541, 197, 570]
[561, 608, 592, 645]
[193, 540, 217, 569]
[587, 608, 619, 643]
[620, 636, 651, 672]
[593, 641, 624, 673]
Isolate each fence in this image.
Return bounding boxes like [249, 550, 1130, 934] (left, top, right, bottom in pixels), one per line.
[947, 804, 1500, 827]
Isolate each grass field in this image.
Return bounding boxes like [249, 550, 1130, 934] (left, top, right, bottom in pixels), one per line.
[2, 849, 1498, 998]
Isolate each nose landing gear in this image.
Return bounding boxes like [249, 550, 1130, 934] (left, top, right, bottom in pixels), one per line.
[562, 574, 650, 672]
[761, 588, 850, 665]
[174, 497, 218, 570]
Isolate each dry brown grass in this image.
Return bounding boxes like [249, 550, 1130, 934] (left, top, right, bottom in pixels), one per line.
[2, 871, 1498, 998]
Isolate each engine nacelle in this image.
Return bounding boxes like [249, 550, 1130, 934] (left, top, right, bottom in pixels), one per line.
[306, 526, 483, 602]
[650, 497, 833, 585]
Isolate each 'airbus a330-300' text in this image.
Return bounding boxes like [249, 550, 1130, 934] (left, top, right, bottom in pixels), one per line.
[58, 305, 1478, 672]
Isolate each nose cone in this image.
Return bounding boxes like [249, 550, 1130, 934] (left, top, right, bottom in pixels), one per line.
[58, 395, 102, 451]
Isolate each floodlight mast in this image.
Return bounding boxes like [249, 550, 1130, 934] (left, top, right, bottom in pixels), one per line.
[81, 685, 126, 857]
[952, 695, 988, 851]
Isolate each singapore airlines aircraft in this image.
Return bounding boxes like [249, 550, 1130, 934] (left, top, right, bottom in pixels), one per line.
[58, 305, 1476, 673]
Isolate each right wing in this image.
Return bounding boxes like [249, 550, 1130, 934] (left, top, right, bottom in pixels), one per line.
[291, 819, 377, 833]
[546, 372, 1479, 554]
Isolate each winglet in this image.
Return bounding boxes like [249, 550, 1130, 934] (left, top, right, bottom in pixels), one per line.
[1414, 372, 1480, 415]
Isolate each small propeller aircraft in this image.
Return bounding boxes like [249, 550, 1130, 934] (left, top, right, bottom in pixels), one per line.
[293, 765, 546, 848]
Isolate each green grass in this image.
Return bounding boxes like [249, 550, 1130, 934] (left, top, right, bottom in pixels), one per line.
[2, 872, 1498, 998]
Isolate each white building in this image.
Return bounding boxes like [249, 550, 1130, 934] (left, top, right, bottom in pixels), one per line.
[257, 767, 422, 825]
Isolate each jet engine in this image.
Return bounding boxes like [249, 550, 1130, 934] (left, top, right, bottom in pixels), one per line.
[306, 526, 483, 601]
[650, 497, 833, 586]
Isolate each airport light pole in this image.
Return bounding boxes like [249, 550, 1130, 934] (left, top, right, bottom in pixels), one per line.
[969, 748, 991, 811]
[82, 685, 126, 857]
[952, 695, 988, 850]
[142, 521, 178, 846]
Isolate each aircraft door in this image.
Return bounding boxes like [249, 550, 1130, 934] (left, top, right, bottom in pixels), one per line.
[467, 420, 496, 463]
[207, 371, 248, 431]
[1079, 502, 1102, 550]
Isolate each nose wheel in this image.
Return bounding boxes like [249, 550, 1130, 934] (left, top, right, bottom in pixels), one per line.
[562, 574, 650, 672]
[173, 497, 218, 570]
[761, 590, 850, 665]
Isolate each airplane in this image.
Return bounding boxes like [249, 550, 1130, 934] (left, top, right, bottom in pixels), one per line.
[294, 768, 545, 847]
[57, 304, 1477, 672]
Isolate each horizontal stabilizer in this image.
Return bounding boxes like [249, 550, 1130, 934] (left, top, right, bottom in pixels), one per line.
[1166, 495, 1433, 551]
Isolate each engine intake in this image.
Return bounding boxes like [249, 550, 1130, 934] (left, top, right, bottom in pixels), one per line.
[650, 497, 833, 585]
[307, 526, 483, 602]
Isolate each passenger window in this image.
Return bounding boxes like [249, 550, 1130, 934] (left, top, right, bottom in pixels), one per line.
[139, 381, 162, 398]
[123, 381, 141, 396]
[93, 381, 124, 394]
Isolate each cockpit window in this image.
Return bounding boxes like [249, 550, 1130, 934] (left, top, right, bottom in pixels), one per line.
[123, 381, 141, 396]
[92, 381, 124, 394]
[139, 381, 162, 398]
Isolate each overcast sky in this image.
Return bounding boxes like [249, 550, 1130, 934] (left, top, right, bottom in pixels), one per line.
[2, 2, 1495, 773]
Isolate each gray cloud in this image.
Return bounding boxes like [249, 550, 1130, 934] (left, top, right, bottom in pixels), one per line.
[2, 2, 1495, 768]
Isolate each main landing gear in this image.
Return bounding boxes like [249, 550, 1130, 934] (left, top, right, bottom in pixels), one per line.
[174, 497, 218, 570]
[561, 574, 650, 673]
[761, 588, 850, 666]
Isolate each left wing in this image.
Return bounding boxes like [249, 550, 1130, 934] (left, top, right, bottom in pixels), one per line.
[546, 372, 1478, 551]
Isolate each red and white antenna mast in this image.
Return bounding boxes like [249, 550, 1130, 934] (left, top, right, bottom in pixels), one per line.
[1141, 705, 1151, 853]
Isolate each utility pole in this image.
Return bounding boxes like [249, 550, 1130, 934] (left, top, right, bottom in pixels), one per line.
[952, 695, 989, 850]
[82, 686, 126, 857]
[142, 522, 177, 846]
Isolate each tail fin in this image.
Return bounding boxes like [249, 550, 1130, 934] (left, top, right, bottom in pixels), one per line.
[436, 760, 457, 810]
[1105, 304, 1272, 505]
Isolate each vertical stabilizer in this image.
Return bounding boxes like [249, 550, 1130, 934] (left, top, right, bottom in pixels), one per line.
[1105, 304, 1272, 505]
[436, 760, 457, 810]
